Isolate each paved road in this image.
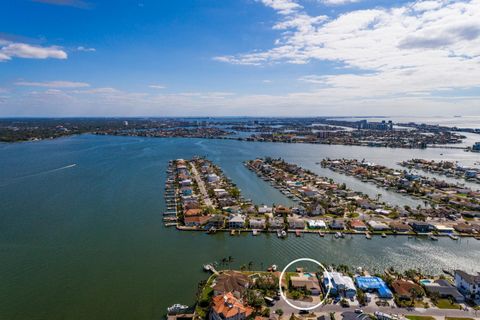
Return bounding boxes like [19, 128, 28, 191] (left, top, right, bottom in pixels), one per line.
[274, 299, 480, 319]
[190, 163, 213, 207]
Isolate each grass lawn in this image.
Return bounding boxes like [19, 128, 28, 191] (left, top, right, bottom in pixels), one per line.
[435, 299, 462, 309]
[445, 317, 474, 320]
[406, 316, 435, 320]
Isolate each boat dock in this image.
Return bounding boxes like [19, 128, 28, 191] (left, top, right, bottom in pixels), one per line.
[203, 263, 219, 275]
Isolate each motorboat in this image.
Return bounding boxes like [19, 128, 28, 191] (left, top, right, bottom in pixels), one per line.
[167, 304, 189, 314]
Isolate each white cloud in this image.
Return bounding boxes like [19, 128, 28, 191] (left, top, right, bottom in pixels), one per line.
[77, 46, 96, 52]
[0, 41, 67, 61]
[149, 84, 166, 89]
[321, 0, 361, 5]
[15, 81, 90, 88]
[260, 0, 302, 15]
[32, 0, 92, 9]
[215, 0, 480, 99]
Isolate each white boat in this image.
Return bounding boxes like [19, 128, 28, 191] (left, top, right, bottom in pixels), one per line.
[167, 304, 189, 313]
[252, 229, 258, 236]
[365, 233, 372, 239]
[430, 235, 439, 241]
[335, 232, 344, 239]
[277, 230, 287, 238]
[449, 234, 459, 240]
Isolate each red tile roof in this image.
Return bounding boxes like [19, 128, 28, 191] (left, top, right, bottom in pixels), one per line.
[211, 293, 253, 319]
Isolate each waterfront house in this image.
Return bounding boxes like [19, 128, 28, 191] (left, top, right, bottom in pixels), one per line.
[323, 272, 356, 298]
[290, 273, 321, 295]
[183, 198, 200, 210]
[355, 276, 393, 299]
[184, 208, 202, 217]
[287, 217, 305, 229]
[368, 221, 390, 231]
[205, 215, 225, 229]
[209, 292, 253, 320]
[329, 219, 345, 230]
[389, 221, 411, 233]
[180, 179, 192, 187]
[423, 279, 465, 303]
[453, 222, 479, 234]
[350, 219, 367, 232]
[269, 217, 284, 230]
[391, 280, 424, 300]
[308, 220, 327, 229]
[249, 218, 266, 230]
[434, 225, 455, 234]
[207, 174, 220, 183]
[228, 215, 245, 229]
[454, 270, 480, 301]
[181, 187, 193, 197]
[184, 215, 211, 227]
[409, 221, 432, 234]
[213, 271, 251, 297]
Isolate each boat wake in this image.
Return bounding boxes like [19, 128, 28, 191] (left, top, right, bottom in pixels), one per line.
[0, 164, 77, 187]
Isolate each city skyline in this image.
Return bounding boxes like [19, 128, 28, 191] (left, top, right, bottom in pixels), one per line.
[1, 0, 480, 116]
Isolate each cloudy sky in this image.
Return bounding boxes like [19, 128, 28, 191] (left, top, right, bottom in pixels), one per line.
[1, 0, 479, 116]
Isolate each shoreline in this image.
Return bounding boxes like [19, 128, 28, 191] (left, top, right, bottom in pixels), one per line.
[175, 225, 480, 238]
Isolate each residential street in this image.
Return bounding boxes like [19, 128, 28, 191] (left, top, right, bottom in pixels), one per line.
[273, 299, 480, 319]
[190, 163, 213, 207]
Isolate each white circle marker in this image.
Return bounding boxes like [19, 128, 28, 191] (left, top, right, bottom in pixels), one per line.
[278, 258, 332, 311]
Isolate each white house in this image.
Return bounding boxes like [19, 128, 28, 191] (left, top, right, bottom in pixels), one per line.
[228, 215, 245, 229]
[455, 270, 480, 301]
[308, 220, 327, 229]
[368, 221, 390, 231]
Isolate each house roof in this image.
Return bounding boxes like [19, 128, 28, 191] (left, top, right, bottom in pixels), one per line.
[229, 215, 245, 223]
[184, 215, 211, 225]
[211, 292, 253, 319]
[455, 270, 480, 285]
[350, 220, 366, 228]
[389, 221, 411, 231]
[290, 274, 321, 291]
[212, 271, 251, 295]
[184, 208, 203, 216]
[392, 280, 423, 297]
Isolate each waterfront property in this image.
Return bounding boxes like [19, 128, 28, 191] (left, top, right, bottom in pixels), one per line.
[321, 158, 480, 219]
[355, 276, 393, 299]
[391, 280, 424, 301]
[209, 293, 253, 320]
[212, 271, 251, 297]
[399, 159, 480, 184]
[454, 270, 480, 302]
[290, 272, 322, 295]
[423, 279, 465, 303]
[323, 271, 356, 298]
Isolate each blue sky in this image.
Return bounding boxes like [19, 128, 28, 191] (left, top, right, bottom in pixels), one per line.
[0, 0, 479, 116]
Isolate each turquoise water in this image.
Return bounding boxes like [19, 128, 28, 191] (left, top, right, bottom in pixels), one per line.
[0, 135, 479, 320]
